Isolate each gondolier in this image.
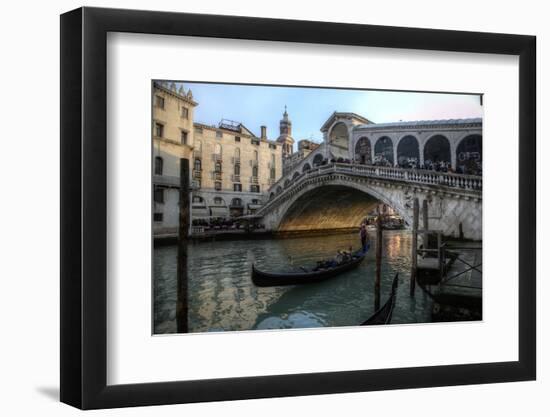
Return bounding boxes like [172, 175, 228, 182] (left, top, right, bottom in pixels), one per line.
[360, 223, 369, 251]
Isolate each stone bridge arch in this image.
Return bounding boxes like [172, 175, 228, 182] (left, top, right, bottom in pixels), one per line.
[261, 174, 413, 232]
[258, 167, 482, 240]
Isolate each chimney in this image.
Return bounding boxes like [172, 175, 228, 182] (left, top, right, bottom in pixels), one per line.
[260, 125, 267, 139]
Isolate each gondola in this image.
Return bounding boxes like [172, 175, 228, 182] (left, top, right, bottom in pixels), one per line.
[361, 273, 399, 325]
[251, 244, 370, 287]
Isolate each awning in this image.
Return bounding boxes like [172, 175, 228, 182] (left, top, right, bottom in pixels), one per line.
[192, 207, 209, 218]
[247, 204, 263, 210]
[209, 206, 229, 218]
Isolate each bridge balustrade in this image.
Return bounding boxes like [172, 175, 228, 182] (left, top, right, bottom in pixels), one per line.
[262, 163, 482, 213]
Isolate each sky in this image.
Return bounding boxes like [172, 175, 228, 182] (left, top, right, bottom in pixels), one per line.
[178, 81, 483, 145]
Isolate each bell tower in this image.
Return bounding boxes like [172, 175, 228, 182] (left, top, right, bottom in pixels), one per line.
[277, 105, 295, 157]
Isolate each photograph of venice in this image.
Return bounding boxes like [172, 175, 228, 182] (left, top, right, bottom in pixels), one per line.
[152, 81, 482, 334]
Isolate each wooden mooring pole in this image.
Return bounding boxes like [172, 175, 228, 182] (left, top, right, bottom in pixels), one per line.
[422, 199, 429, 251]
[176, 158, 190, 333]
[375, 214, 383, 311]
[410, 198, 419, 295]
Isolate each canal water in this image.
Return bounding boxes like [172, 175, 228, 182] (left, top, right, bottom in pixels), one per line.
[154, 230, 434, 334]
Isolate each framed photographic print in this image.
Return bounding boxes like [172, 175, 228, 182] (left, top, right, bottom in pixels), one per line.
[60, 6, 536, 410]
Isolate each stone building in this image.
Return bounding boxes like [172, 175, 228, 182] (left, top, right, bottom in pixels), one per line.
[190, 119, 283, 221]
[152, 81, 283, 238]
[152, 82, 198, 236]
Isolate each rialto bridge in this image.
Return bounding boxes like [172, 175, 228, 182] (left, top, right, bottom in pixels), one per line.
[255, 114, 483, 240]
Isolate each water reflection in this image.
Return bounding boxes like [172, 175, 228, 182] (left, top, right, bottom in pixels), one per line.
[154, 230, 433, 334]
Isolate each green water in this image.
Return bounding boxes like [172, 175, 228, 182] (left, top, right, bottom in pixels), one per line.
[153, 230, 433, 334]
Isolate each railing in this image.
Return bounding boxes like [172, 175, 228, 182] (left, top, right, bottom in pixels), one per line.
[213, 154, 222, 162]
[212, 171, 222, 181]
[231, 174, 240, 182]
[232, 156, 240, 164]
[250, 176, 259, 184]
[193, 170, 201, 179]
[261, 162, 482, 213]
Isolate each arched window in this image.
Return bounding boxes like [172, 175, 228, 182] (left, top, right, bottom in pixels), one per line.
[234, 164, 240, 175]
[251, 199, 260, 205]
[292, 171, 300, 180]
[424, 135, 451, 166]
[284, 179, 291, 188]
[302, 163, 311, 172]
[192, 195, 204, 204]
[374, 137, 394, 165]
[313, 154, 323, 166]
[215, 161, 222, 173]
[154, 156, 163, 175]
[276, 186, 283, 194]
[269, 192, 275, 200]
[354, 137, 372, 164]
[252, 165, 258, 177]
[397, 135, 420, 167]
[329, 122, 349, 151]
[253, 150, 258, 161]
[231, 198, 242, 207]
[456, 134, 482, 175]
[213, 196, 224, 205]
[194, 158, 201, 172]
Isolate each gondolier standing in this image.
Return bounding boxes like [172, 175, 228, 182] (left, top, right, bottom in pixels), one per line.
[360, 223, 369, 252]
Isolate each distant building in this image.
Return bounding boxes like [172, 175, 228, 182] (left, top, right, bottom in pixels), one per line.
[152, 82, 283, 238]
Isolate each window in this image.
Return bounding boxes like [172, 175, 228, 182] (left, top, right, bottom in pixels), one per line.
[181, 106, 189, 119]
[192, 195, 204, 203]
[195, 126, 203, 135]
[216, 131, 223, 138]
[235, 136, 241, 142]
[270, 168, 276, 179]
[271, 154, 275, 164]
[194, 158, 202, 172]
[214, 196, 224, 205]
[234, 164, 240, 175]
[215, 161, 222, 173]
[252, 165, 258, 177]
[153, 187, 164, 203]
[269, 144, 276, 150]
[155, 95, 164, 109]
[252, 139, 260, 146]
[254, 150, 258, 161]
[250, 185, 260, 193]
[231, 198, 242, 207]
[215, 182, 222, 191]
[153, 213, 163, 222]
[251, 199, 260, 205]
[154, 156, 163, 175]
[154, 122, 164, 138]
[181, 130, 188, 145]
[233, 183, 242, 192]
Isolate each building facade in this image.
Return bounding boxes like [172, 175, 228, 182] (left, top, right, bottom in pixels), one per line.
[152, 82, 283, 237]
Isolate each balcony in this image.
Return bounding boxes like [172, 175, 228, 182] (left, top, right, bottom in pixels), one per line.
[212, 171, 223, 181]
[193, 170, 202, 179]
[250, 176, 259, 184]
[213, 154, 223, 162]
[193, 149, 202, 159]
[232, 156, 240, 164]
[249, 159, 258, 167]
[231, 174, 241, 183]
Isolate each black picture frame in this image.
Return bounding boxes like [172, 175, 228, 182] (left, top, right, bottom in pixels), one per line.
[60, 6, 536, 410]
